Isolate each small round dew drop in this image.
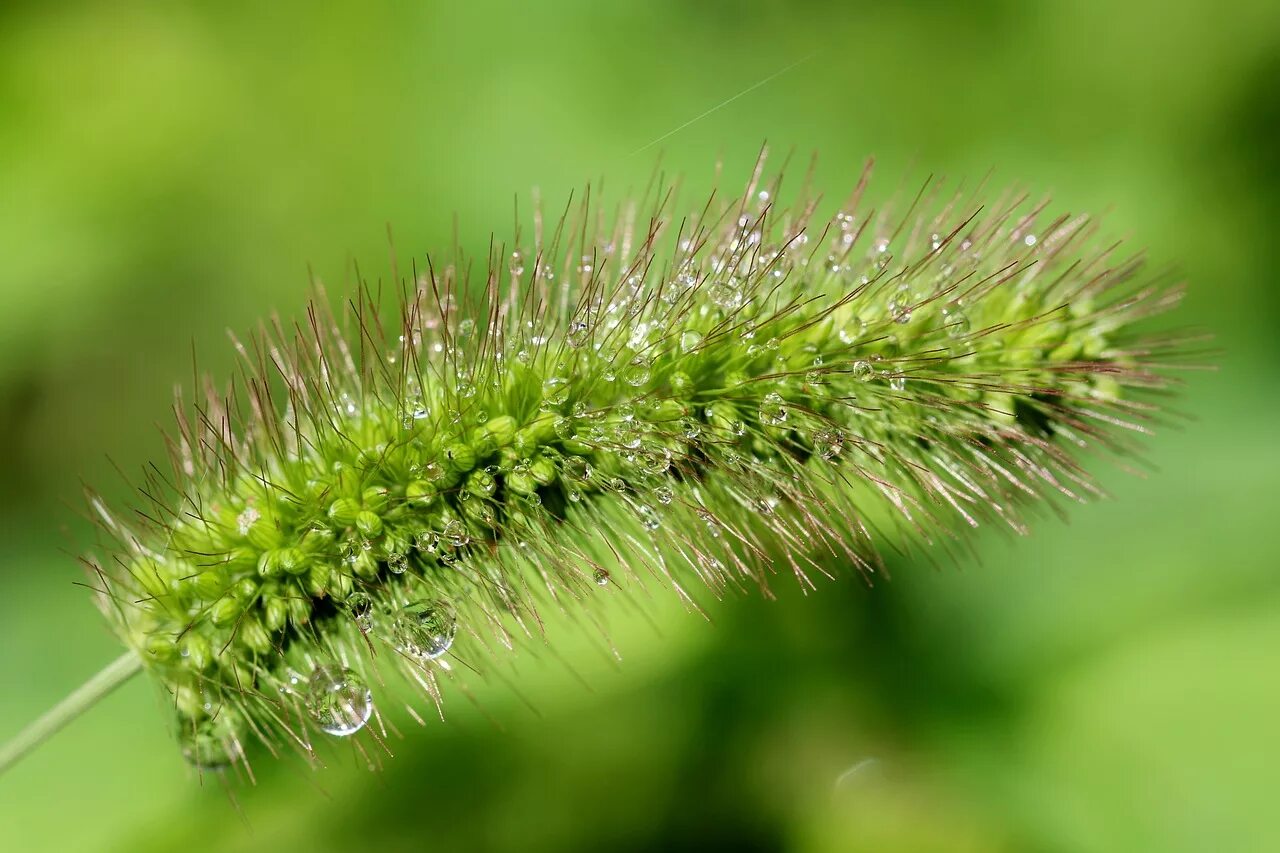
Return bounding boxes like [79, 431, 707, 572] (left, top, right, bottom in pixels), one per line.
[593, 568, 611, 586]
[393, 600, 458, 661]
[566, 321, 589, 348]
[849, 360, 874, 381]
[941, 303, 971, 339]
[679, 329, 704, 353]
[814, 428, 846, 461]
[307, 665, 373, 737]
[637, 504, 661, 531]
[760, 392, 788, 426]
[623, 356, 652, 387]
[346, 591, 374, 633]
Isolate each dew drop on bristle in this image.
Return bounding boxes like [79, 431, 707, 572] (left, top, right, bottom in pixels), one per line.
[566, 321, 589, 348]
[392, 600, 457, 661]
[942, 304, 971, 338]
[849, 360, 873, 381]
[814, 428, 846, 460]
[637, 504, 661, 531]
[440, 519, 471, 549]
[307, 665, 373, 737]
[593, 568, 610, 586]
[760, 392, 788, 426]
[347, 592, 374, 633]
[623, 357, 651, 387]
[679, 330, 704, 352]
[387, 552, 409, 575]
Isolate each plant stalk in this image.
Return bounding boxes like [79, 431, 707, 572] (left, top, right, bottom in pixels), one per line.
[0, 650, 142, 775]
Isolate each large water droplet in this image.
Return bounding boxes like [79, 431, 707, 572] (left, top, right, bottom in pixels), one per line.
[307, 665, 372, 736]
[849, 360, 873, 381]
[393, 600, 457, 661]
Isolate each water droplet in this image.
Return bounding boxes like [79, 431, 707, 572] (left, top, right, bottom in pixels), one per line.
[593, 568, 610, 586]
[509, 250, 526, 277]
[654, 485, 675, 504]
[542, 376, 570, 406]
[566, 321, 589, 348]
[623, 357, 651, 387]
[401, 405, 430, 430]
[637, 504, 661, 531]
[941, 304, 971, 338]
[562, 456, 592, 482]
[813, 428, 846, 460]
[849, 360, 873, 381]
[679, 330, 704, 352]
[387, 552, 409, 575]
[697, 509, 722, 538]
[440, 519, 470, 549]
[1023, 234, 1037, 246]
[889, 374, 907, 392]
[393, 601, 457, 661]
[456, 381, 476, 399]
[307, 665, 372, 737]
[616, 419, 643, 449]
[759, 392, 788, 426]
[347, 592, 374, 633]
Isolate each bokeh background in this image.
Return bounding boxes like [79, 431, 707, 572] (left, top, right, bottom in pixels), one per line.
[2, 1, 1278, 850]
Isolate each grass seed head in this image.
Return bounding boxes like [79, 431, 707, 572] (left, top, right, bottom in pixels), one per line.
[84, 152, 1196, 772]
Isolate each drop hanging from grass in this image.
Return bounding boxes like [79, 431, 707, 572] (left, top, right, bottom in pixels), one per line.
[0, 150, 1202, 777]
[307, 666, 373, 737]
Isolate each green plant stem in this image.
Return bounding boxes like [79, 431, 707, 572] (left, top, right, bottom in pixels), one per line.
[0, 650, 142, 775]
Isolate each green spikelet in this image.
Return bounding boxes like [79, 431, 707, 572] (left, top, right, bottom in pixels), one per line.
[85, 155, 1192, 771]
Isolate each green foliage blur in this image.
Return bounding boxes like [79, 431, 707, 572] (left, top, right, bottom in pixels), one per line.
[1, 1, 1277, 850]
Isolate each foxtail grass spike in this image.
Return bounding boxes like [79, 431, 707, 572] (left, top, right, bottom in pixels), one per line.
[67, 152, 1195, 773]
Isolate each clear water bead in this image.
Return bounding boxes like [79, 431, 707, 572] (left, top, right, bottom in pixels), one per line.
[393, 600, 458, 661]
[566, 321, 589, 348]
[679, 330, 704, 352]
[637, 504, 661, 531]
[759, 392, 788, 426]
[346, 592, 374, 633]
[307, 665, 373, 737]
[813, 428, 846, 460]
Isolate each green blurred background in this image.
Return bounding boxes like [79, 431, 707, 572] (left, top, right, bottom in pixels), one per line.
[1, 1, 1277, 850]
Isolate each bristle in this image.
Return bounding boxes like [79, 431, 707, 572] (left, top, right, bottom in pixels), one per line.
[85, 152, 1193, 771]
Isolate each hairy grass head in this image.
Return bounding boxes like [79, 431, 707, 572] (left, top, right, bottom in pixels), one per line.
[84, 153, 1196, 774]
